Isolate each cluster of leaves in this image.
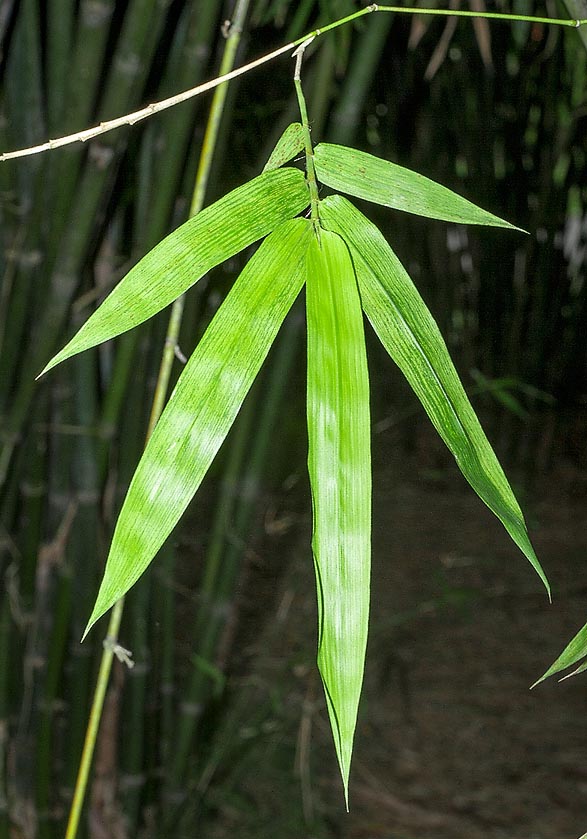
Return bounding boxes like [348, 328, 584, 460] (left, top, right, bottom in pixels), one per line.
[42, 122, 549, 804]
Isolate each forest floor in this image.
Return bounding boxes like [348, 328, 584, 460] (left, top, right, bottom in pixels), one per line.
[204, 414, 587, 839]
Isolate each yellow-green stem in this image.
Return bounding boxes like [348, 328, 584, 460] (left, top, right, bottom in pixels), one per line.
[63, 2, 251, 836]
[64, 598, 124, 839]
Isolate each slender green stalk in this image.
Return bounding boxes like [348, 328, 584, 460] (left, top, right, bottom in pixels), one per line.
[293, 39, 320, 229]
[64, 2, 253, 834]
[153, 0, 252, 397]
[375, 4, 587, 27]
[64, 598, 124, 839]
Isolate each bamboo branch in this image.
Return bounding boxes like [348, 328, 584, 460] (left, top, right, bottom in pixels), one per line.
[3, 5, 586, 163]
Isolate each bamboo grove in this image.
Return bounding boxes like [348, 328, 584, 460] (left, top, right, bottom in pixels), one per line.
[1, 2, 587, 837]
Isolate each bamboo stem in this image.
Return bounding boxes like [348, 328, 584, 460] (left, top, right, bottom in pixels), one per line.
[0, 596, 11, 839]
[328, 12, 393, 145]
[64, 1, 252, 834]
[64, 598, 124, 839]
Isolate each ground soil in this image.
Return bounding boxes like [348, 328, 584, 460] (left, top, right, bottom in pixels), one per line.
[206, 417, 587, 839]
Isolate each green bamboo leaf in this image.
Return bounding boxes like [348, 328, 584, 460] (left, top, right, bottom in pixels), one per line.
[41, 167, 310, 376]
[320, 195, 549, 595]
[314, 143, 522, 229]
[262, 122, 305, 172]
[532, 621, 587, 687]
[306, 228, 371, 808]
[84, 217, 313, 636]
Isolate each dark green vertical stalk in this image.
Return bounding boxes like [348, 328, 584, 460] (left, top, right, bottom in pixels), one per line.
[328, 13, 393, 145]
[65, 4, 253, 829]
[46, 0, 75, 131]
[141, 0, 223, 250]
[165, 392, 258, 806]
[0, 595, 10, 839]
[0, 0, 45, 421]
[172, 308, 304, 806]
[48, 0, 116, 245]
[0, 0, 169, 494]
[115, 342, 151, 831]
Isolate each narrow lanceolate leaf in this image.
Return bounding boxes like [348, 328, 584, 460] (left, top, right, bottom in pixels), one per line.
[532, 621, 587, 687]
[320, 196, 549, 595]
[41, 167, 310, 376]
[84, 218, 313, 636]
[262, 122, 305, 172]
[306, 228, 371, 808]
[314, 143, 522, 229]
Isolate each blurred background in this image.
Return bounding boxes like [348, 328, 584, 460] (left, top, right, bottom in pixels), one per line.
[1, 1, 586, 837]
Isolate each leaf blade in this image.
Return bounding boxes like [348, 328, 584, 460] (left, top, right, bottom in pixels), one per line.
[314, 143, 521, 229]
[85, 217, 313, 635]
[306, 228, 371, 807]
[533, 621, 587, 687]
[320, 195, 548, 594]
[42, 167, 310, 375]
[262, 122, 305, 172]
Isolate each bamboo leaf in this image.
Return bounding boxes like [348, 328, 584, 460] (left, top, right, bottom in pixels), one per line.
[533, 621, 587, 687]
[320, 195, 549, 595]
[262, 122, 305, 172]
[306, 228, 371, 808]
[84, 218, 313, 636]
[41, 167, 310, 376]
[314, 143, 522, 229]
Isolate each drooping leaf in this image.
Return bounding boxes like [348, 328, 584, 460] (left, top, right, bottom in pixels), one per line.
[306, 228, 371, 808]
[41, 167, 310, 376]
[84, 218, 313, 636]
[262, 122, 305, 172]
[533, 621, 587, 687]
[320, 195, 548, 595]
[314, 143, 522, 229]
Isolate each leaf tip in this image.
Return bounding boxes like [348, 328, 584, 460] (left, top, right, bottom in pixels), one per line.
[83, 602, 106, 641]
[36, 361, 54, 380]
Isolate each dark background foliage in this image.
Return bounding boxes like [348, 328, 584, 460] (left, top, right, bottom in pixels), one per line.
[0, 1, 586, 836]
